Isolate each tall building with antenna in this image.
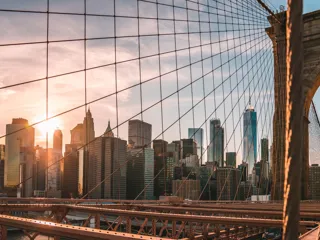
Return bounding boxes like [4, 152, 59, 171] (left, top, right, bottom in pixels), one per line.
[242, 94, 257, 176]
[83, 108, 95, 145]
[86, 121, 127, 199]
[81, 108, 95, 196]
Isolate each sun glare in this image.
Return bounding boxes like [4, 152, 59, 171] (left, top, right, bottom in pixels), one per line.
[33, 116, 62, 138]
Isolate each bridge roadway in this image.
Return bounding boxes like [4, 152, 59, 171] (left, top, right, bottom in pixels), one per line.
[1, 203, 320, 220]
[0, 199, 319, 239]
[0, 199, 320, 239]
[2, 204, 317, 227]
[0, 197, 319, 204]
[1, 198, 320, 211]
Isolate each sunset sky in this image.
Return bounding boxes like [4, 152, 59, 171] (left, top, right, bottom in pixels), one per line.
[0, 0, 319, 165]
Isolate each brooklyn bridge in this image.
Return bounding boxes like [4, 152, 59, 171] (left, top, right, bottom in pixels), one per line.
[0, 0, 320, 239]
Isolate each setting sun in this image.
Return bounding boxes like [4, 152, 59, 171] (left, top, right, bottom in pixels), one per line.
[33, 115, 62, 138]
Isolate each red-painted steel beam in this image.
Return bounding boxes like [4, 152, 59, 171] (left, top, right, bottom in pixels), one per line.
[0, 214, 170, 240]
[64, 205, 316, 228]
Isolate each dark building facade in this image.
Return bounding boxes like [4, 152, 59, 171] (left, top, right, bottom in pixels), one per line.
[153, 139, 168, 155]
[174, 166, 183, 180]
[153, 140, 168, 198]
[62, 144, 79, 198]
[188, 128, 204, 164]
[128, 120, 152, 148]
[49, 129, 63, 195]
[216, 167, 241, 200]
[172, 179, 200, 200]
[226, 152, 236, 168]
[179, 139, 197, 159]
[238, 162, 248, 182]
[101, 136, 127, 199]
[86, 123, 127, 199]
[33, 146, 46, 192]
[80, 109, 96, 197]
[254, 162, 261, 180]
[238, 181, 252, 200]
[261, 138, 269, 162]
[208, 119, 224, 166]
[199, 166, 216, 200]
[127, 148, 154, 200]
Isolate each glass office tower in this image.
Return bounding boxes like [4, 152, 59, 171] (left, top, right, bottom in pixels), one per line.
[208, 119, 224, 166]
[243, 107, 257, 175]
[188, 128, 203, 164]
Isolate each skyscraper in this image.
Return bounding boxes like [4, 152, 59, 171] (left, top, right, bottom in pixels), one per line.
[128, 120, 152, 148]
[238, 162, 248, 182]
[70, 124, 84, 145]
[179, 139, 197, 159]
[18, 146, 35, 197]
[62, 144, 80, 198]
[86, 123, 127, 199]
[226, 152, 236, 168]
[216, 167, 241, 200]
[261, 138, 269, 162]
[153, 139, 168, 198]
[83, 109, 95, 145]
[5, 118, 35, 197]
[188, 128, 204, 164]
[98, 137, 127, 199]
[47, 129, 63, 196]
[153, 139, 168, 155]
[53, 129, 63, 153]
[172, 179, 200, 200]
[199, 166, 216, 200]
[260, 138, 269, 180]
[243, 107, 257, 175]
[33, 146, 46, 192]
[127, 147, 154, 200]
[82, 109, 95, 197]
[167, 142, 180, 165]
[101, 123, 126, 199]
[208, 119, 224, 167]
[64, 124, 83, 198]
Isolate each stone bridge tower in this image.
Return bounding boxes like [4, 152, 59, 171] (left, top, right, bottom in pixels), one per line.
[267, 10, 320, 200]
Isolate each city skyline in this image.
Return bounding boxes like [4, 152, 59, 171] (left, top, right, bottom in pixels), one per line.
[0, 0, 275, 170]
[1, 112, 271, 167]
[0, 1, 320, 172]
